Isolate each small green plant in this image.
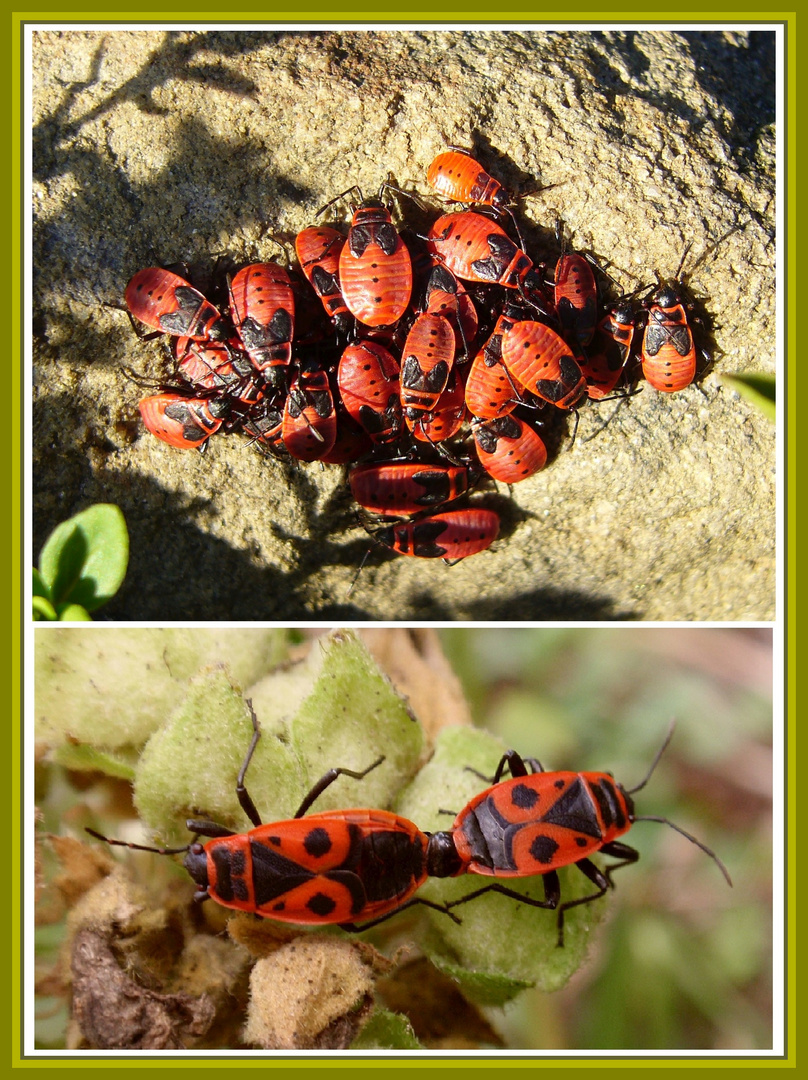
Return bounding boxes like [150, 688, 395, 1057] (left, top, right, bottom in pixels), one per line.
[33, 504, 129, 621]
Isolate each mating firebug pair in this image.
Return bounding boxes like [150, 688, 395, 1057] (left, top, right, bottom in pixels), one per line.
[87, 709, 730, 945]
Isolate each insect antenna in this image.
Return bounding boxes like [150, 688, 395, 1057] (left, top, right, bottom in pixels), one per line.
[629, 815, 733, 886]
[624, 720, 677, 795]
[623, 721, 733, 886]
[85, 827, 190, 857]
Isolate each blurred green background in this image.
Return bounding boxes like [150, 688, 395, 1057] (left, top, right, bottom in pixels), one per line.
[438, 626, 773, 1051]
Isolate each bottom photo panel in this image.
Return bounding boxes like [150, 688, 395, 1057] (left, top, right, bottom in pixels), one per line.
[32, 626, 775, 1055]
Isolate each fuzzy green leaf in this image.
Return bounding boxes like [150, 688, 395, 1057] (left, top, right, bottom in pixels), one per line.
[426, 955, 533, 1008]
[52, 741, 137, 780]
[350, 1009, 423, 1050]
[289, 629, 424, 812]
[35, 629, 289, 750]
[134, 669, 304, 843]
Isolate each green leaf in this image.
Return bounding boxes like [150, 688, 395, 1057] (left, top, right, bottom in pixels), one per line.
[133, 632, 424, 844]
[350, 1009, 423, 1050]
[289, 629, 424, 812]
[32, 595, 57, 621]
[55, 603, 92, 622]
[721, 372, 775, 421]
[426, 954, 533, 1008]
[38, 504, 129, 612]
[32, 567, 51, 600]
[52, 741, 137, 780]
[134, 670, 304, 844]
[34, 629, 290, 750]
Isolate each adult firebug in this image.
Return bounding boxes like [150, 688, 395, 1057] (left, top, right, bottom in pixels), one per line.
[406, 367, 468, 444]
[640, 278, 699, 393]
[423, 264, 479, 358]
[426, 724, 732, 946]
[349, 461, 475, 516]
[87, 703, 459, 931]
[399, 312, 456, 422]
[579, 302, 637, 399]
[317, 403, 375, 465]
[554, 250, 598, 349]
[242, 404, 285, 454]
[463, 305, 526, 420]
[638, 230, 736, 393]
[282, 360, 337, 461]
[337, 340, 403, 445]
[174, 338, 264, 406]
[294, 225, 352, 340]
[426, 211, 546, 305]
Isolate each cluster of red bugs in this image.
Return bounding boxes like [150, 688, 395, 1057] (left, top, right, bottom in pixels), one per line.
[123, 148, 715, 563]
[87, 706, 731, 945]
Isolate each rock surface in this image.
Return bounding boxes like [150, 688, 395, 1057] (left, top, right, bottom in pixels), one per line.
[32, 28, 776, 620]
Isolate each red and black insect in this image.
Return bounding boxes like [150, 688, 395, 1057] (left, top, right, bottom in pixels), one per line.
[368, 506, 499, 562]
[86, 703, 459, 931]
[337, 340, 403, 445]
[554, 249, 598, 349]
[463, 304, 526, 420]
[640, 270, 700, 393]
[637, 233, 735, 393]
[426, 148, 531, 248]
[228, 263, 295, 387]
[426, 212, 546, 306]
[399, 312, 456, 423]
[426, 724, 733, 946]
[423, 264, 479, 358]
[350, 461, 475, 517]
[125, 267, 229, 343]
[334, 189, 413, 328]
[406, 367, 468, 444]
[317, 404, 374, 465]
[578, 301, 637, 400]
[501, 320, 588, 410]
[472, 414, 548, 484]
[242, 404, 285, 454]
[138, 392, 232, 450]
[174, 338, 264, 406]
[427, 149, 511, 212]
[294, 225, 352, 340]
[282, 360, 337, 461]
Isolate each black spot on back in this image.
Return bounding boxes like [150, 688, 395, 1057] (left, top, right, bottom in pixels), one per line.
[307, 891, 338, 917]
[529, 834, 560, 865]
[511, 783, 540, 810]
[304, 826, 333, 858]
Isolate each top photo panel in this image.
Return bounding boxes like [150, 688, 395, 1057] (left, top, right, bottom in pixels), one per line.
[30, 27, 777, 622]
